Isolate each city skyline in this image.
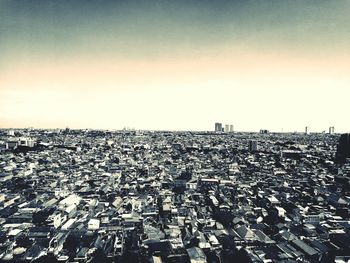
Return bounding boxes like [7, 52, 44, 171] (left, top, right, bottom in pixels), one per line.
[1, 0, 350, 132]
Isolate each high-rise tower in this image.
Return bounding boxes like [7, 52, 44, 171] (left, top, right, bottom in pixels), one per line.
[215, 123, 222, 132]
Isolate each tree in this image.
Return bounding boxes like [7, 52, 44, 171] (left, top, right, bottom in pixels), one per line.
[32, 254, 58, 263]
[32, 210, 49, 225]
[213, 209, 234, 227]
[15, 235, 32, 248]
[234, 248, 252, 263]
[63, 234, 80, 253]
[89, 248, 108, 263]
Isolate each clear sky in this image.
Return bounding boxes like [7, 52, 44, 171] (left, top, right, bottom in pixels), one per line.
[1, 0, 349, 132]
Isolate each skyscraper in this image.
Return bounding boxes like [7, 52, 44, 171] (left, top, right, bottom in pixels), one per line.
[215, 123, 222, 132]
[7, 130, 15, 136]
[224, 124, 229, 133]
[260, 129, 269, 134]
[335, 134, 350, 164]
[329, 126, 335, 135]
[229, 125, 234, 133]
[248, 140, 258, 152]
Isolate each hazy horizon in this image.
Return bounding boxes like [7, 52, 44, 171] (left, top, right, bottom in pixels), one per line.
[1, 0, 349, 132]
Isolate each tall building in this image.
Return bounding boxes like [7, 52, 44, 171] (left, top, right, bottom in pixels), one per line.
[305, 126, 309, 135]
[229, 125, 234, 133]
[329, 126, 335, 135]
[260, 129, 269, 134]
[335, 134, 350, 164]
[248, 140, 258, 152]
[215, 123, 222, 132]
[224, 124, 229, 133]
[7, 130, 15, 136]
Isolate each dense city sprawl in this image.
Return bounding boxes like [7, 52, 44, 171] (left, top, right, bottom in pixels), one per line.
[0, 129, 349, 263]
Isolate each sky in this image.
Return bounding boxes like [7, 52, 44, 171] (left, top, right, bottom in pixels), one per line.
[1, 0, 349, 132]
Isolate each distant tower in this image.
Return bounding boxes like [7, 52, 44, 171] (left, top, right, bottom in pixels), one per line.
[260, 129, 269, 134]
[224, 124, 229, 133]
[305, 126, 309, 135]
[329, 126, 335, 135]
[7, 130, 15, 136]
[229, 125, 234, 133]
[248, 140, 258, 152]
[215, 123, 222, 132]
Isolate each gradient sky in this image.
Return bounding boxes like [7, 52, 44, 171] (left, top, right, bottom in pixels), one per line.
[1, 0, 349, 132]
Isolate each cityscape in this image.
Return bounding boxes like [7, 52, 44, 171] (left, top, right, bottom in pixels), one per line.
[1, 0, 350, 262]
[0, 127, 350, 262]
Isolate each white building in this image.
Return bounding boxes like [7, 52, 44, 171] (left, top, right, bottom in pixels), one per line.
[88, 219, 100, 230]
